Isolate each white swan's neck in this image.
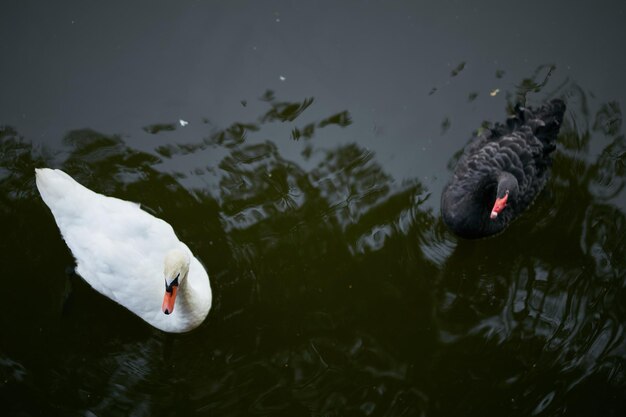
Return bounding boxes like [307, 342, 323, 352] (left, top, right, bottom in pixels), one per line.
[176, 276, 211, 329]
[167, 281, 209, 332]
[162, 249, 212, 332]
[160, 247, 211, 332]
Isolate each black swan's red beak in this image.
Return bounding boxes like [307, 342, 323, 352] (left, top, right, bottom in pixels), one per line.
[490, 191, 509, 219]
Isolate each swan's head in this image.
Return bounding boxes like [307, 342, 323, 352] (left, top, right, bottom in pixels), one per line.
[162, 248, 190, 315]
[490, 172, 519, 220]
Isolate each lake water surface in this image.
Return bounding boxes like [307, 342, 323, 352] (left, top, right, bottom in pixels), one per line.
[1, 1, 625, 416]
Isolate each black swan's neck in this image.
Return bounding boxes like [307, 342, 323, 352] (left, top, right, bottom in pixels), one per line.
[442, 171, 518, 239]
[495, 172, 518, 199]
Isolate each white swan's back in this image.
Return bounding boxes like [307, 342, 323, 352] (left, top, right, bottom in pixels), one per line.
[35, 168, 212, 333]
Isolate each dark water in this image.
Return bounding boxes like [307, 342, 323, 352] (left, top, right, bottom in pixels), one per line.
[2, 1, 626, 416]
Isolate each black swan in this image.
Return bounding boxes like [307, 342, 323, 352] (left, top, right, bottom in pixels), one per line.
[441, 99, 566, 239]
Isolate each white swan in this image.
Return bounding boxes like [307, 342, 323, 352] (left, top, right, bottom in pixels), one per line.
[35, 168, 212, 333]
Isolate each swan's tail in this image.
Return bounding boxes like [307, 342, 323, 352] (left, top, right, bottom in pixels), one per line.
[531, 99, 566, 147]
[35, 168, 87, 209]
[508, 99, 566, 151]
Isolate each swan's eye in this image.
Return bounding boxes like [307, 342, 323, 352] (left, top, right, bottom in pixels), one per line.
[165, 276, 179, 293]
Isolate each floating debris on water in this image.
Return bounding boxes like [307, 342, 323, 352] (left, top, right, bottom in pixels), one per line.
[143, 123, 176, 134]
[450, 61, 466, 77]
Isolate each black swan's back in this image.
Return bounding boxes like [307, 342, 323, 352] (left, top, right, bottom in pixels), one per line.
[441, 99, 566, 239]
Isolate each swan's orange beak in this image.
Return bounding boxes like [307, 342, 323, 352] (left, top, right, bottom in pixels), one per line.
[490, 191, 509, 220]
[162, 284, 178, 315]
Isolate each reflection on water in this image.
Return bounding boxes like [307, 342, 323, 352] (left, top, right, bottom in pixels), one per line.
[1, 78, 625, 416]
